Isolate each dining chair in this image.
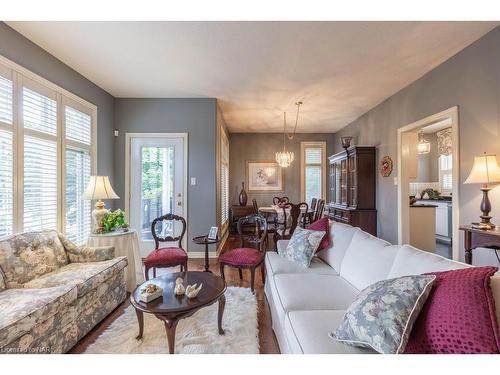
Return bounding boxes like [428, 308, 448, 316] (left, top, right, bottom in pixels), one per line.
[310, 198, 318, 211]
[274, 202, 308, 245]
[272, 197, 281, 205]
[143, 213, 188, 280]
[252, 198, 258, 214]
[313, 199, 326, 222]
[218, 214, 268, 293]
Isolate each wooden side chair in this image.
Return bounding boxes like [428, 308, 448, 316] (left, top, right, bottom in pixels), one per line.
[218, 214, 267, 293]
[313, 199, 326, 222]
[143, 213, 188, 280]
[310, 198, 318, 211]
[252, 198, 259, 214]
[272, 196, 281, 205]
[275, 202, 308, 244]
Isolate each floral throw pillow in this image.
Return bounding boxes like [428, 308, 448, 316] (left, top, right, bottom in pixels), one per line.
[330, 275, 436, 354]
[279, 227, 325, 267]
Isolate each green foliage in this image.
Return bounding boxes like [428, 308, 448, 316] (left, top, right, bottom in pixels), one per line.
[420, 188, 441, 200]
[102, 209, 129, 232]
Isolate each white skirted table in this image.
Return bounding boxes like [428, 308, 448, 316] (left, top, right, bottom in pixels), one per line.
[87, 230, 145, 292]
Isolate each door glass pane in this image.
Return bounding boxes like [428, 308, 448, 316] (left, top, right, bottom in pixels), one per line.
[141, 146, 174, 240]
[305, 165, 322, 204]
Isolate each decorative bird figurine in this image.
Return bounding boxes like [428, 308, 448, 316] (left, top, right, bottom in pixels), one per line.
[186, 283, 203, 299]
[174, 277, 186, 296]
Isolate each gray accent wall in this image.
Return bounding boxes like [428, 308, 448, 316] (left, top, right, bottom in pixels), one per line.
[113, 98, 217, 252]
[0, 23, 115, 180]
[333, 26, 500, 265]
[229, 133, 335, 206]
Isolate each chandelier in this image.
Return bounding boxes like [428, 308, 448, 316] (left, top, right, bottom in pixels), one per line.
[417, 130, 431, 155]
[275, 101, 302, 168]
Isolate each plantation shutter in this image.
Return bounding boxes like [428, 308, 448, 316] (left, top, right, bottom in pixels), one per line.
[221, 164, 229, 225]
[0, 67, 13, 239]
[64, 102, 92, 245]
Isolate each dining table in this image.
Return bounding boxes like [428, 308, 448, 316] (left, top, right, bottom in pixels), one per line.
[258, 204, 314, 227]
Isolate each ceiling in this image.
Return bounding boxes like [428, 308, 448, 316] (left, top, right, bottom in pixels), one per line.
[7, 21, 498, 133]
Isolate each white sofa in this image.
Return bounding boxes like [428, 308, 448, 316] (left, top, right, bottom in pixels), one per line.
[264, 222, 500, 354]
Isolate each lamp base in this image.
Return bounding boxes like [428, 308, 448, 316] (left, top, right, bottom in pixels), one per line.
[92, 200, 109, 234]
[474, 186, 495, 230]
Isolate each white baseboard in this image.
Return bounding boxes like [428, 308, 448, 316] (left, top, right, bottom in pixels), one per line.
[188, 251, 217, 259]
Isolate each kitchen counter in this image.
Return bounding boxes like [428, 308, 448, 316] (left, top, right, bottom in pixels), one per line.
[409, 204, 436, 252]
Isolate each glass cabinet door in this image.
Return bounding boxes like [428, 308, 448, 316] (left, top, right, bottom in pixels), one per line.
[348, 154, 357, 207]
[341, 159, 347, 205]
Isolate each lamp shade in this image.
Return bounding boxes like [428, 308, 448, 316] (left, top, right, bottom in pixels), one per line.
[464, 155, 500, 184]
[82, 176, 119, 200]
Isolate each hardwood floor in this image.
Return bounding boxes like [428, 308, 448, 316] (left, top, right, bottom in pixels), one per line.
[69, 239, 280, 354]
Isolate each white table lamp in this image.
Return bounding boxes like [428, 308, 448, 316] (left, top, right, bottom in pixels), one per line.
[82, 176, 120, 233]
[464, 154, 500, 229]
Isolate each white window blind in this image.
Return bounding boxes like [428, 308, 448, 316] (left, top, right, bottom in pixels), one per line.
[65, 106, 91, 145]
[23, 87, 57, 135]
[0, 129, 13, 238]
[23, 136, 58, 231]
[0, 70, 13, 239]
[65, 148, 91, 245]
[302, 142, 326, 203]
[221, 163, 229, 225]
[439, 154, 453, 194]
[0, 75, 13, 125]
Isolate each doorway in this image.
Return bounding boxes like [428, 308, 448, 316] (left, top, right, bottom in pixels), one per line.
[397, 107, 459, 260]
[125, 133, 188, 256]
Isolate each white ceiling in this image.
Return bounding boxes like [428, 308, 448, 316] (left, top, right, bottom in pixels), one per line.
[7, 21, 498, 133]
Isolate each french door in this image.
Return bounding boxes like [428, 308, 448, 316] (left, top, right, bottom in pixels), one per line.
[127, 134, 187, 256]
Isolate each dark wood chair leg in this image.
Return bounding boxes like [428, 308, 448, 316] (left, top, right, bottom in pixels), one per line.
[219, 263, 225, 281]
[184, 261, 188, 272]
[261, 263, 266, 284]
[250, 266, 256, 293]
[145, 266, 150, 281]
[238, 268, 243, 280]
[153, 267, 157, 278]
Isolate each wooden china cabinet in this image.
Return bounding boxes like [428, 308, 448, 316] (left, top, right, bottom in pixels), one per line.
[326, 146, 377, 235]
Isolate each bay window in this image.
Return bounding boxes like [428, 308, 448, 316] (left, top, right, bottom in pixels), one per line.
[0, 56, 96, 244]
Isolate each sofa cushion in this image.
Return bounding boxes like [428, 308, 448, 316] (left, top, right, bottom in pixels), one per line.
[316, 222, 360, 272]
[340, 230, 398, 291]
[0, 230, 69, 287]
[280, 227, 326, 268]
[306, 217, 331, 251]
[405, 266, 500, 354]
[274, 273, 358, 312]
[266, 250, 338, 276]
[23, 256, 127, 297]
[332, 275, 436, 354]
[284, 310, 375, 354]
[0, 284, 77, 347]
[388, 244, 470, 278]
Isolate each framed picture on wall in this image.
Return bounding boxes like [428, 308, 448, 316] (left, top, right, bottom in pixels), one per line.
[246, 160, 284, 192]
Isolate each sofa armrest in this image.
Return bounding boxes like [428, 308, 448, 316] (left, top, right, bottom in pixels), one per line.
[58, 232, 115, 263]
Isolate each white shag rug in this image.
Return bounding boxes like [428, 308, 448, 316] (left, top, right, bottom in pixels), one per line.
[85, 286, 259, 354]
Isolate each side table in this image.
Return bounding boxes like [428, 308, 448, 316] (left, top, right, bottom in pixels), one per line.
[192, 235, 221, 272]
[88, 230, 145, 292]
[460, 224, 500, 265]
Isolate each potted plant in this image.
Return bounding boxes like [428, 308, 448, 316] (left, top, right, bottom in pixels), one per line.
[102, 209, 129, 233]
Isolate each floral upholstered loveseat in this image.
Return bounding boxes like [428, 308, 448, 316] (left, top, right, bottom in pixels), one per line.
[0, 230, 128, 353]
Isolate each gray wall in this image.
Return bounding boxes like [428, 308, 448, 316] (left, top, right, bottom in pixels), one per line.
[333, 26, 500, 265]
[415, 133, 439, 183]
[0, 23, 115, 181]
[113, 98, 217, 252]
[229, 133, 336, 206]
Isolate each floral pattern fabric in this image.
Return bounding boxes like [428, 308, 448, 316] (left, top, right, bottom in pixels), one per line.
[0, 231, 69, 288]
[24, 257, 127, 297]
[331, 275, 436, 354]
[0, 230, 128, 353]
[279, 227, 325, 268]
[58, 233, 115, 263]
[437, 128, 452, 156]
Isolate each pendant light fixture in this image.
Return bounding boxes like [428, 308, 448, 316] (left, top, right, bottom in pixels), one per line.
[417, 130, 431, 155]
[275, 101, 302, 168]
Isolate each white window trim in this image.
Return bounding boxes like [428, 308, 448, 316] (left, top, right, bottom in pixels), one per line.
[0, 53, 97, 237]
[300, 141, 327, 202]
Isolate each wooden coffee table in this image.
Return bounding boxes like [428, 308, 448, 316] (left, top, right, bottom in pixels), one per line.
[130, 271, 227, 354]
